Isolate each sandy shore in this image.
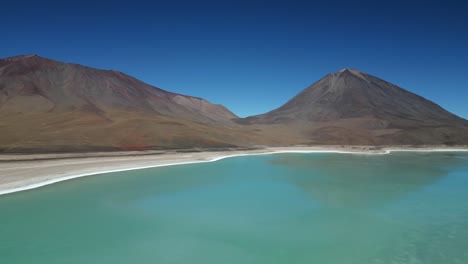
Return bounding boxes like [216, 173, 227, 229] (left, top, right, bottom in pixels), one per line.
[1, 145, 467, 196]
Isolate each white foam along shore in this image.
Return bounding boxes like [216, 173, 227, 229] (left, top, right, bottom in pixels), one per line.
[1, 147, 467, 196]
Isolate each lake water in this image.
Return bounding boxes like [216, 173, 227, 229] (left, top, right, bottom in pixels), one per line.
[1, 152, 468, 264]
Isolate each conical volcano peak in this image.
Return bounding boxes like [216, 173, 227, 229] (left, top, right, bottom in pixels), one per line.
[336, 68, 368, 81]
[240, 66, 467, 137]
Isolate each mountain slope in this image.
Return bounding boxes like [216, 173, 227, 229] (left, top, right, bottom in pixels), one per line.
[1, 55, 466, 151]
[0, 54, 236, 124]
[0, 55, 253, 152]
[238, 69, 468, 145]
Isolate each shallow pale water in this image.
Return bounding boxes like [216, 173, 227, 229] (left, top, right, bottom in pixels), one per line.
[1, 152, 468, 264]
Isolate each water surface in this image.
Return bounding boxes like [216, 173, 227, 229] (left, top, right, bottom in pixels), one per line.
[1, 152, 468, 263]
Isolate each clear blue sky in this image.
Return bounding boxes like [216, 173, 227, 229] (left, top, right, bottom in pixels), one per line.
[1, 0, 467, 118]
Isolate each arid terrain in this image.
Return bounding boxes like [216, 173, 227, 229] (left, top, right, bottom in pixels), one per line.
[238, 68, 468, 145]
[0, 55, 265, 151]
[1, 55, 467, 153]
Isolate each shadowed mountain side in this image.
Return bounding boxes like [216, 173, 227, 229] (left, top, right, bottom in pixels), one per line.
[237, 69, 468, 145]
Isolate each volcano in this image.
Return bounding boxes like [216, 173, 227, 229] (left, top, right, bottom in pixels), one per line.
[238, 69, 468, 145]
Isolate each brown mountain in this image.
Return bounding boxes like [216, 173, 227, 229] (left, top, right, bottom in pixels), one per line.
[0, 55, 260, 152]
[238, 69, 468, 145]
[1, 55, 466, 152]
[0, 54, 236, 124]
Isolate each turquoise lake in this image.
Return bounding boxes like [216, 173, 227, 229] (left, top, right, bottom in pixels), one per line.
[1, 152, 468, 264]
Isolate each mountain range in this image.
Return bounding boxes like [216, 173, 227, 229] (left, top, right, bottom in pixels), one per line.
[1, 55, 467, 152]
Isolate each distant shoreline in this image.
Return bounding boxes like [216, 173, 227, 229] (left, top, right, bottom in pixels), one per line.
[1, 146, 467, 196]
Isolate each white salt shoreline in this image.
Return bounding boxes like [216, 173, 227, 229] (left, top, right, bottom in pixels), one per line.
[1, 147, 467, 196]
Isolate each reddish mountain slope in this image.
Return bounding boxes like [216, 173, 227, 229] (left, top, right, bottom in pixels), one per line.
[0, 55, 251, 152]
[0, 54, 236, 124]
[1, 55, 466, 151]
